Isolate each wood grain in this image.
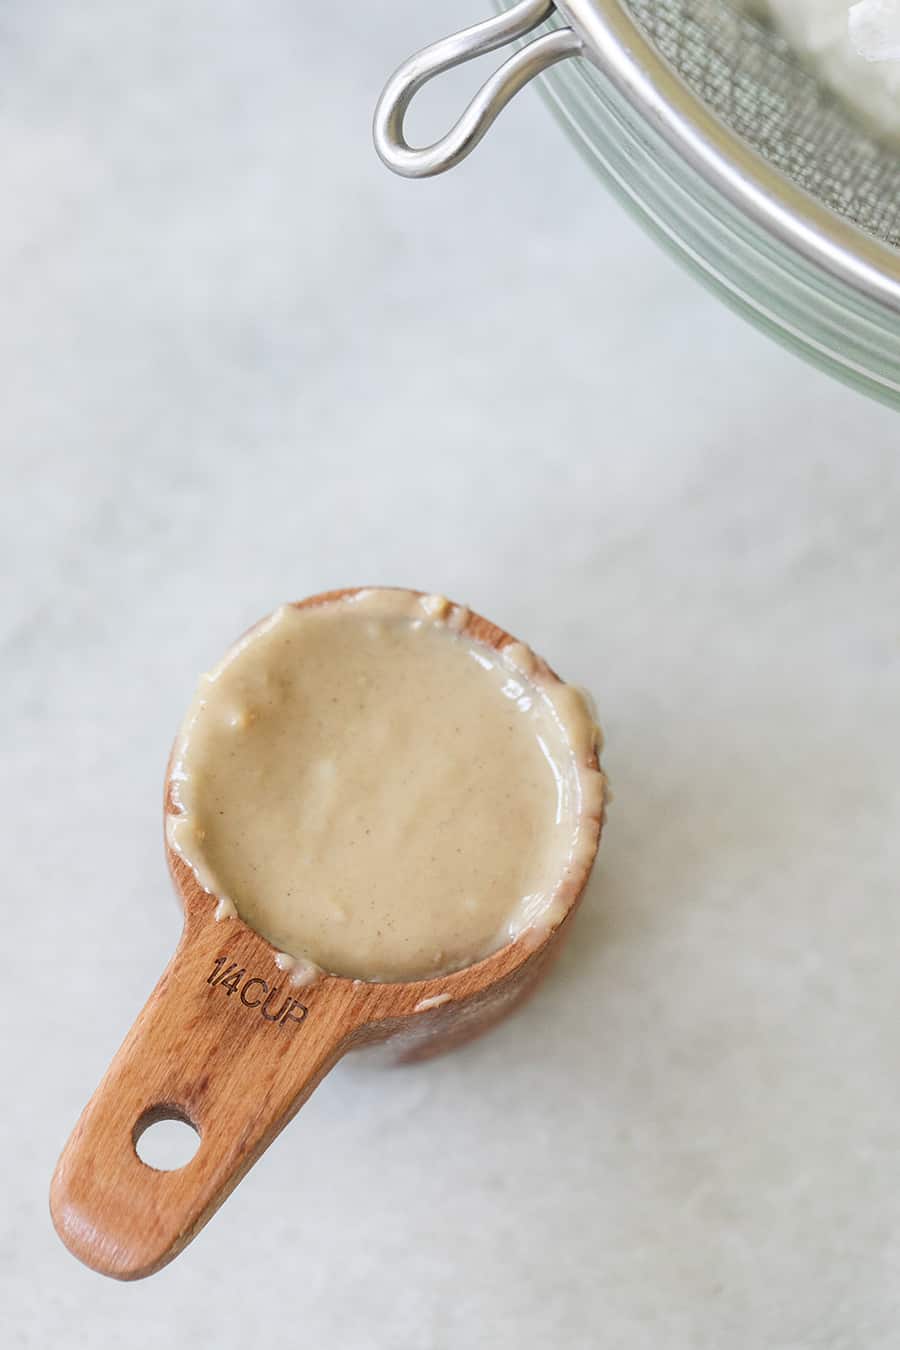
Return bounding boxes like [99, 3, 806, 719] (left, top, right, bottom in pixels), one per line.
[50, 588, 604, 1280]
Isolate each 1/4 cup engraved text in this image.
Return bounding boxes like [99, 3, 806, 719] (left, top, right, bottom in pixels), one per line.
[206, 956, 308, 1028]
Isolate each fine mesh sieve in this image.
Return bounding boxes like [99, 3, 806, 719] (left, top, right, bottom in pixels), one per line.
[626, 0, 900, 248]
[374, 0, 900, 320]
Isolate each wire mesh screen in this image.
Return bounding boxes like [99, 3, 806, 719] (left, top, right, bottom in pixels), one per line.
[623, 0, 900, 246]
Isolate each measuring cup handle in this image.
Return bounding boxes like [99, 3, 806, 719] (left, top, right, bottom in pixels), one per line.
[373, 0, 583, 178]
[50, 917, 361, 1279]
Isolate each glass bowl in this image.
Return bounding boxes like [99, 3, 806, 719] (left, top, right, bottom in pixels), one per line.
[536, 2, 900, 406]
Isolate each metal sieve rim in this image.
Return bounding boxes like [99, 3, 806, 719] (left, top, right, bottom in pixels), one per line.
[558, 0, 900, 314]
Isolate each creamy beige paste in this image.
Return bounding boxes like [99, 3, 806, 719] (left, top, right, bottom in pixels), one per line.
[167, 589, 605, 984]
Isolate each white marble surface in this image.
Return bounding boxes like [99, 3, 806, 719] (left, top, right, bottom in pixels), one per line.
[4, 3, 900, 1347]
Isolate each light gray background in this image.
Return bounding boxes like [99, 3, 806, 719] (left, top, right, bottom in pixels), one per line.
[4, 2, 900, 1347]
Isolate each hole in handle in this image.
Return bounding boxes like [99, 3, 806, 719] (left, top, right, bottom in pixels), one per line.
[373, 0, 582, 178]
[133, 1106, 201, 1171]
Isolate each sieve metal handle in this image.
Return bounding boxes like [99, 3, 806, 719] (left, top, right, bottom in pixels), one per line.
[373, 0, 582, 178]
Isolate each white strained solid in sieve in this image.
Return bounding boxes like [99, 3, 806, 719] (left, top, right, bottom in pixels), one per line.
[850, 0, 900, 61]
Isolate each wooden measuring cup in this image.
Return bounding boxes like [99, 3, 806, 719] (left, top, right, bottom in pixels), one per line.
[50, 590, 605, 1280]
